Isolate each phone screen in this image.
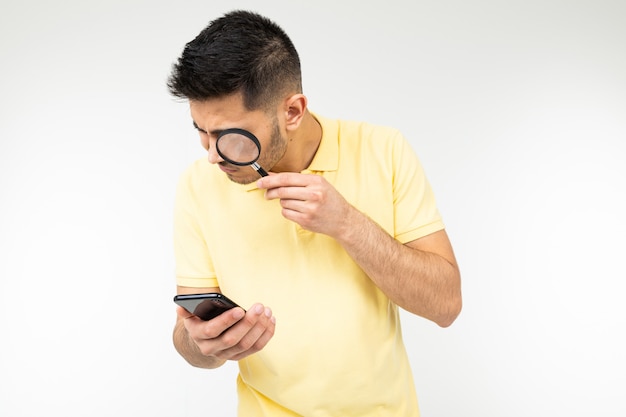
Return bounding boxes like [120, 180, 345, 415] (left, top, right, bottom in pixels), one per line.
[173, 293, 242, 321]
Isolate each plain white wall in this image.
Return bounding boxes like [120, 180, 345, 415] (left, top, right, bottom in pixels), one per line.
[1, 0, 625, 416]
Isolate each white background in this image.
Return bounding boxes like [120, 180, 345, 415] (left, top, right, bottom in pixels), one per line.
[1, 0, 625, 416]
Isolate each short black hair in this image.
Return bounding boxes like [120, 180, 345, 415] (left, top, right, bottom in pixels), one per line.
[167, 10, 302, 111]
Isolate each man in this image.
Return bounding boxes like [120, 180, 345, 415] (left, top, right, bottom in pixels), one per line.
[167, 10, 461, 417]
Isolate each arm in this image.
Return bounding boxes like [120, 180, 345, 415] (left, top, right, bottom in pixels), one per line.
[336, 210, 461, 327]
[173, 286, 276, 368]
[257, 174, 461, 327]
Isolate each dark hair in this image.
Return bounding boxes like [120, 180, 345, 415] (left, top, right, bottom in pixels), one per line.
[167, 10, 302, 111]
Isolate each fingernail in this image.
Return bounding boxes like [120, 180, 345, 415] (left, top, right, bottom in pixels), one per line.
[264, 307, 272, 318]
[254, 304, 264, 314]
[233, 308, 245, 320]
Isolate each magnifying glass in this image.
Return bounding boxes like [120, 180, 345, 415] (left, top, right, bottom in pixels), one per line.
[216, 128, 268, 177]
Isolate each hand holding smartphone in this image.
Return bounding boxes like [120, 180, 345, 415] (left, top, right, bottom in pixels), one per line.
[173, 293, 243, 321]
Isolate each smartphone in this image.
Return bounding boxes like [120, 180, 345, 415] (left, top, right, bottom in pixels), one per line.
[173, 293, 243, 321]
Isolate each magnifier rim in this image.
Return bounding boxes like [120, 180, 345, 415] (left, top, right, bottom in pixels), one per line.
[216, 128, 262, 166]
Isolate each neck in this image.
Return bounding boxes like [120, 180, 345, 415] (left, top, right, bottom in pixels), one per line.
[274, 110, 322, 173]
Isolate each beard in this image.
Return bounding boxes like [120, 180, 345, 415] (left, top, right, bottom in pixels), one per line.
[224, 117, 288, 185]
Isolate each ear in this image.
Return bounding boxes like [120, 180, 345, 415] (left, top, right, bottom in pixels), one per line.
[283, 94, 307, 132]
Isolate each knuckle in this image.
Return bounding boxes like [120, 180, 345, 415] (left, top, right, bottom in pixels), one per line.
[237, 338, 256, 352]
[252, 334, 272, 351]
[251, 338, 267, 352]
[310, 190, 324, 202]
[220, 333, 238, 347]
[202, 325, 222, 339]
[276, 187, 288, 199]
[248, 345, 262, 355]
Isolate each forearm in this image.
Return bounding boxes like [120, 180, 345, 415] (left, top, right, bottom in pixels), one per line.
[336, 208, 462, 327]
[173, 319, 226, 369]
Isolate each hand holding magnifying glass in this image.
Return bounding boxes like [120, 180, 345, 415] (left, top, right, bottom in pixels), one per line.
[216, 128, 268, 177]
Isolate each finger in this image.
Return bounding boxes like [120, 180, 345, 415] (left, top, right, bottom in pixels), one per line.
[265, 182, 323, 203]
[229, 327, 276, 361]
[256, 172, 311, 189]
[199, 307, 246, 340]
[221, 310, 276, 360]
[229, 303, 266, 333]
[231, 306, 274, 352]
[215, 304, 269, 351]
[278, 197, 311, 213]
[248, 313, 276, 351]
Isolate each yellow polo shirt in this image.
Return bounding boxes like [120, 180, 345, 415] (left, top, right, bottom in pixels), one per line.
[174, 113, 444, 416]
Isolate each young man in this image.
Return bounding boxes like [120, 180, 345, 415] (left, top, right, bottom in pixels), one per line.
[168, 10, 461, 416]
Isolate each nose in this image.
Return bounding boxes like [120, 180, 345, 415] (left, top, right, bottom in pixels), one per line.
[206, 140, 224, 164]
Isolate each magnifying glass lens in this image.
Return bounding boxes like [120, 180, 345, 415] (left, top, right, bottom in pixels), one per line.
[217, 131, 260, 165]
[216, 128, 268, 177]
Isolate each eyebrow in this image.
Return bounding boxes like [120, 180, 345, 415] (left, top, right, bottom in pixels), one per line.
[192, 121, 224, 136]
[192, 121, 207, 133]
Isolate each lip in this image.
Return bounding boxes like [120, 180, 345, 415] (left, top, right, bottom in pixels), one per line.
[218, 164, 238, 174]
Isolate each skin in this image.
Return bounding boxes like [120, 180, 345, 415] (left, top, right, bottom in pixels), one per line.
[174, 91, 462, 368]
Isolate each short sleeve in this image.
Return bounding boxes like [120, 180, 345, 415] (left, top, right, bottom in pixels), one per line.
[173, 167, 219, 288]
[391, 132, 445, 243]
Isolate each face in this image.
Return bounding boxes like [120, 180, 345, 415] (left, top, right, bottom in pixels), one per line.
[189, 94, 288, 185]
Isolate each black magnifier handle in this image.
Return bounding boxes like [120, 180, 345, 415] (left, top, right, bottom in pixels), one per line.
[252, 162, 268, 177]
